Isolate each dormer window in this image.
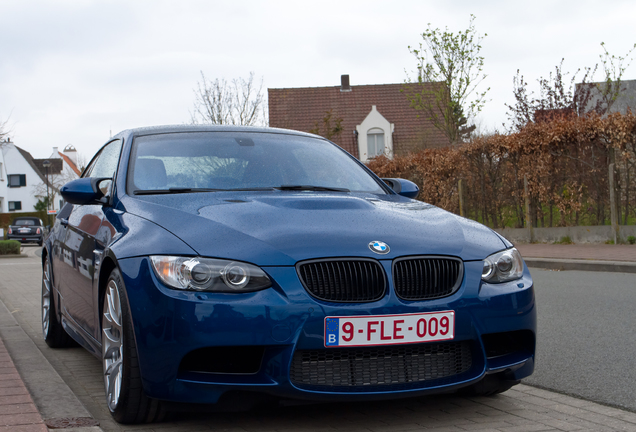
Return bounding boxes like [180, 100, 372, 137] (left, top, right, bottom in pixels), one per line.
[367, 128, 385, 158]
[356, 106, 394, 163]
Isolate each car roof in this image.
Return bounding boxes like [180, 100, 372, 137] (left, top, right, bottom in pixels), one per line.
[12, 217, 42, 224]
[113, 125, 323, 140]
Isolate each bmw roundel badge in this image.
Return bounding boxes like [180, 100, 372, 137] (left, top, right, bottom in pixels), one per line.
[369, 241, 390, 254]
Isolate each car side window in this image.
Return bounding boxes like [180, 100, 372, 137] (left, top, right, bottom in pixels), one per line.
[84, 139, 122, 196]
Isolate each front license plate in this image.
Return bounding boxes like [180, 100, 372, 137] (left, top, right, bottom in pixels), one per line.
[324, 311, 455, 347]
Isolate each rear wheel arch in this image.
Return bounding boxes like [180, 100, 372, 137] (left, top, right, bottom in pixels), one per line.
[98, 256, 118, 332]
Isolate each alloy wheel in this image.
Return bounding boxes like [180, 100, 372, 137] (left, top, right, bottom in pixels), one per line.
[41, 260, 51, 338]
[102, 280, 123, 411]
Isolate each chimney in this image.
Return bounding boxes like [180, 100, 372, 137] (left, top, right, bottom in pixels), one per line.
[50, 147, 60, 158]
[63, 144, 78, 165]
[340, 74, 351, 92]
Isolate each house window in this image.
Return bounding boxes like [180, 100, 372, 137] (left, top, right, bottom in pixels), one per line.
[8, 201, 22, 211]
[367, 129, 385, 158]
[8, 174, 26, 188]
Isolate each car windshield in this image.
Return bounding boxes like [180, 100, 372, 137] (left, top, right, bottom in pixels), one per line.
[13, 219, 37, 226]
[127, 132, 386, 195]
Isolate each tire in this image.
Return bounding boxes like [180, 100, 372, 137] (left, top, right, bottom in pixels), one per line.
[42, 258, 75, 348]
[102, 268, 166, 424]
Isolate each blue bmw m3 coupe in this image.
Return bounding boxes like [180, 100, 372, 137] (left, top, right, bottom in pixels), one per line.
[42, 126, 536, 424]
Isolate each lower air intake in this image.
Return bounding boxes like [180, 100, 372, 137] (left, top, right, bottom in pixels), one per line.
[290, 341, 472, 390]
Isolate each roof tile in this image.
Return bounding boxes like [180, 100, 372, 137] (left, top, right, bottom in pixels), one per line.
[268, 82, 450, 157]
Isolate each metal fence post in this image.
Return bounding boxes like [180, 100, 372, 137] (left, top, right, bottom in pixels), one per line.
[458, 179, 465, 217]
[524, 175, 533, 243]
[609, 163, 618, 244]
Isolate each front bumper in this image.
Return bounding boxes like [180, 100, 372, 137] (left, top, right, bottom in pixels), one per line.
[118, 257, 536, 404]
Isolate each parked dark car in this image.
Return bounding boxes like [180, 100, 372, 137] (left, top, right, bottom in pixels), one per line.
[42, 126, 536, 424]
[8, 217, 45, 246]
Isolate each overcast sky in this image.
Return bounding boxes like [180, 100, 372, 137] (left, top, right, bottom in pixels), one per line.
[2, 0, 636, 162]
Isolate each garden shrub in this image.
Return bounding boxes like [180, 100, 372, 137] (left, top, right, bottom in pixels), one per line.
[0, 240, 21, 255]
[367, 111, 636, 229]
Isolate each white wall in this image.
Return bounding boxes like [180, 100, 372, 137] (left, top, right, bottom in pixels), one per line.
[1, 143, 45, 213]
[0, 146, 7, 213]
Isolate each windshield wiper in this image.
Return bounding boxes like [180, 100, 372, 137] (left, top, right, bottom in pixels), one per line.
[134, 188, 222, 195]
[275, 185, 350, 192]
[133, 187, 276, 195]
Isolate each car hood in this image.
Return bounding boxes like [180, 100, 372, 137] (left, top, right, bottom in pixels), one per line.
[119, 192, 507, 266]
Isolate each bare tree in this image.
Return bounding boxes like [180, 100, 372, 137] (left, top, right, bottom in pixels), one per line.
[506, 60, 598, 130]
[585, 42, 636, 115]
[404, 15, 488, 143]
[33, 163, 81, 209]
[0, 116, 11, 141]
[309, 109, 344, 140]
[507, 43, 636, 130]
[191, 72, 267, 126]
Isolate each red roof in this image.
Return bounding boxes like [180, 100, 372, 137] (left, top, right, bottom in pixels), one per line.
[58, 152, 82, 176]
[268, 82, 450, 158]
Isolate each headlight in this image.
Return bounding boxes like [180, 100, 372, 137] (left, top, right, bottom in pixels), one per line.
[150, 256, 272, 292]
[481, 248, 524, 283]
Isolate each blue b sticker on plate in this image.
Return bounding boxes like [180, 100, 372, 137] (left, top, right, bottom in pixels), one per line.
[325, 318, 339, 346]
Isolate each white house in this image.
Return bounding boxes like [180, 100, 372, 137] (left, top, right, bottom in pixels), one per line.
[33, 145, 82, 211]
[0, 139, 50, 213]
[0, 139, 83, 215]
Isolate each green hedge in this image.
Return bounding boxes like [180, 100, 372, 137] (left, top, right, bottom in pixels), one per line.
[0, 240, 21, 255]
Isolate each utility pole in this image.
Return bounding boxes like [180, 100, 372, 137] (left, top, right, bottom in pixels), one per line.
[42, 160, 51, 229]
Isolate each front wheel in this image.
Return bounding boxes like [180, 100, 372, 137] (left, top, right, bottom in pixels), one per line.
[102, 268, 166, 424]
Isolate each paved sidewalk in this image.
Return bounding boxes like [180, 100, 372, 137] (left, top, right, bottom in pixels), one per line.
[0, 246, 101, 431]
[2, 245, 636, 431]
[515, 243, 636, 273]
[516, 243, 636, 262]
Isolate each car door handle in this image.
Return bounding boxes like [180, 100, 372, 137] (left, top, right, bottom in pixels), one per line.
[60, 218, 69, 227]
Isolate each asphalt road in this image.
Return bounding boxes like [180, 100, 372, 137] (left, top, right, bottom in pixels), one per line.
[526, 268, 636, 411]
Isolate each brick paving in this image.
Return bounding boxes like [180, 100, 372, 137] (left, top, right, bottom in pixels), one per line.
[1, 246, 636, 431]
[0, 338, 47, 432]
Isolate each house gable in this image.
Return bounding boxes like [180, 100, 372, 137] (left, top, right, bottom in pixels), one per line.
[356, 106, 394, 163]
[0, 142, 47, 213]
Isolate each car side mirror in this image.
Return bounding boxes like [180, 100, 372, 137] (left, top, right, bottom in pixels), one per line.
[382, 178, 420, 199]
[60, 177, 112, 205]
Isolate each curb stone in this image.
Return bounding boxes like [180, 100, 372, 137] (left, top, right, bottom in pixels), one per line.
[525, 257, 636, 273]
